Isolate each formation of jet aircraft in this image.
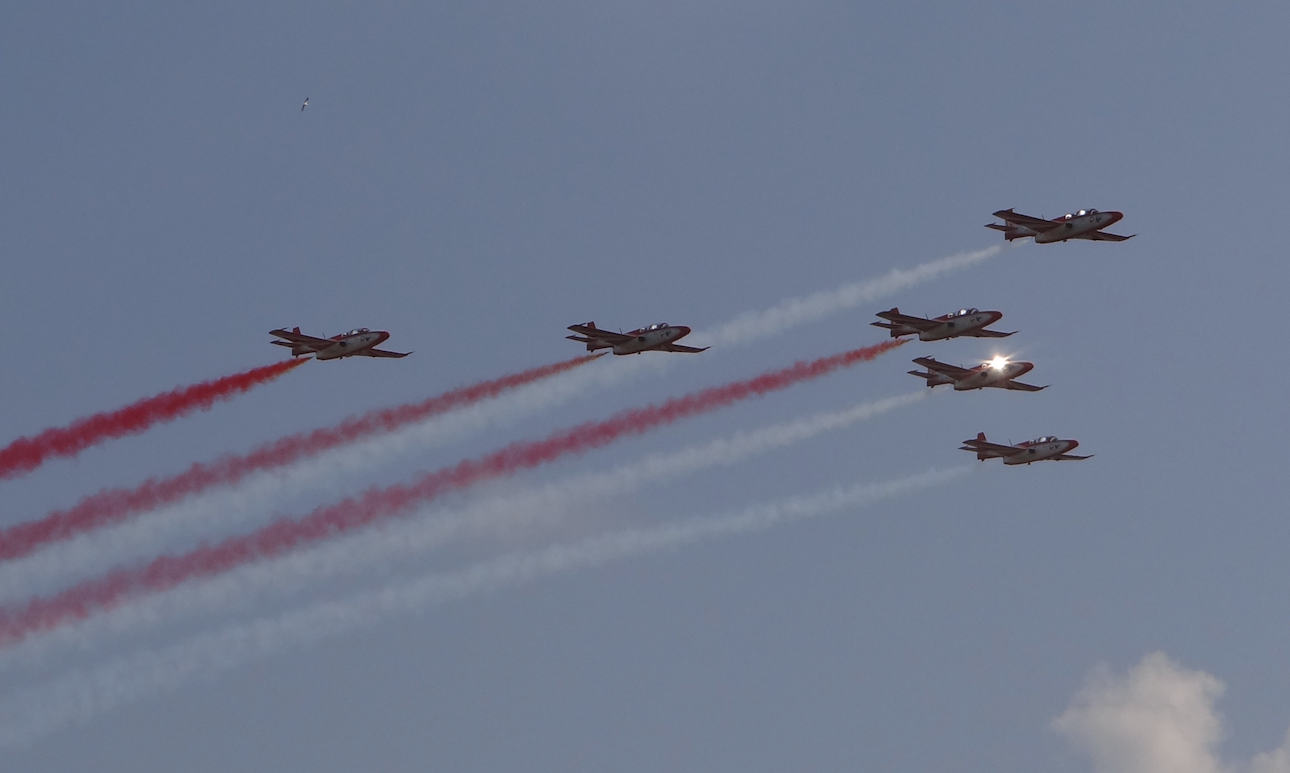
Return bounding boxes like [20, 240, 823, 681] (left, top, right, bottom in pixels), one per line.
[266, 203, 1121, 465]
[959, 433, 1091, 465]
[872, 307, 1013, 341]
[269, 327, 410, 360]
[986, 208, 1134, 243]
[565, 321, 708, 355]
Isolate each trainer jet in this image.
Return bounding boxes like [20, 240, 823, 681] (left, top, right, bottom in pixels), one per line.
[270, 327, 410, 360]
[567, 321, 708, 355]
[986, 208, 1134, 243]
[959, 432, 1091, 465]
[908, 356, 1045, 391]
[872, 307, 1014, 341]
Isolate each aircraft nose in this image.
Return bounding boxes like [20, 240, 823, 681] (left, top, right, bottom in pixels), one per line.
[1105, 211, 1124, 224]
[677, 326, 692, 337]
[1066, 439, 1079, 452]
[1016, 361, 1034, 376]
[378, 331, 390, 344]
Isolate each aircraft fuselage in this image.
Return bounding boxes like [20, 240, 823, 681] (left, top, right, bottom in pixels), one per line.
[612, 326, 692, 355]
[314, 330, 390, 360]
[914, 311, 1003, 341]
[1003, 439, 1080, 464]
[1033, 211, 1124, 243]
[948, 361, 1033, 390]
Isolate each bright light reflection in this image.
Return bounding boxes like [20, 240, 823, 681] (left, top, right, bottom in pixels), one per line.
[988, 356, 1010, 370]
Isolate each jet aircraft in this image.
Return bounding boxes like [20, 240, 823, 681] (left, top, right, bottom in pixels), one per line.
[566, 321, 708, 355]
[872, 307, 1014, 341]
[986, 208, 1134, 243]
[959, 432, 1091, 464]
[908, 356, 1045, 391]
[270, 327, 410, 360]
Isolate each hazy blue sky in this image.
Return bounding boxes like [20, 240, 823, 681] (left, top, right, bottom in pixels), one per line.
[3, 2, 1289, 771]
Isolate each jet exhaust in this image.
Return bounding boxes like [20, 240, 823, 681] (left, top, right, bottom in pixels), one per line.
[0, 339, 905, 648]
[0, 355, 601, 564]
[0, 360, 307, 482]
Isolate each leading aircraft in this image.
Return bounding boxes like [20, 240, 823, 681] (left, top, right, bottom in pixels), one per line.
[871, 307, 1014, 341]
[566, 321, 709, 355]
[986, 208, 1134, 243]
[270, 327, 410, 360]
[959, 432, 1091, 465]
[908, 356, 1045, 391]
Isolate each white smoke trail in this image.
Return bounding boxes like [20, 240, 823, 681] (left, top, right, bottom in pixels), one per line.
[698, 243, 1008, 347]
[0, 465, 970, 747]
[0, 392, 926, 667]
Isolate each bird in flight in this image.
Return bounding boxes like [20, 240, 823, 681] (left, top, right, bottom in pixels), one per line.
[301, 97, 309, 111]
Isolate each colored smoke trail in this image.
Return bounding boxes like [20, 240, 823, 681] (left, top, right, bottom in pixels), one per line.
[0, 361, 307, 481]
[0, 465, 968, 747]
[0, 356, 599, 565]
[0, 392, 927, 660]
[0, 339, 905, 647]
[698, 243, 1010, 347]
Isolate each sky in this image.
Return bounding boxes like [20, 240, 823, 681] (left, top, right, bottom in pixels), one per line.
[2, 1, 1289, 770]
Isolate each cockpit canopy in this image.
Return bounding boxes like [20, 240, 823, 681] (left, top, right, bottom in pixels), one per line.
[947, 308, 978, 317]
[346, 328, 370, 336]
[1061, 209, 1098, 220]
[1028, 436, 1057, 444]
[645, 322, 668, 331]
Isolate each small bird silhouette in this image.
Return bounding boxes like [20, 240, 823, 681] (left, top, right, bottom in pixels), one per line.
[301, 97, 309, 111]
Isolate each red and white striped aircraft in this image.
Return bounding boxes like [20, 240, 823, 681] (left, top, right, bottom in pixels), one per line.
[986, 208, 1134, 243]
[270, 327, 410, 360]
[908, 356, 1045, 391]
[960, 433, 1091, 465]
[871, 307, 1014, 341]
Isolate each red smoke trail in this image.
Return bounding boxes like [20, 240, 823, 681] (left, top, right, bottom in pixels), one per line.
[0, 355, 600, 563]
[0, 361, 307, 481]
[0, 339, 904, 647]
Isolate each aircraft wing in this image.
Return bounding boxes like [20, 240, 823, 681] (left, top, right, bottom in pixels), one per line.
[1053, 453, 1093, 461]
[912, 357, 973, 380]
[992, 209, 1059, 232]
[958, 439, 1022, 458]
[1003, 380, 1047, 392]
[873, 309, 937, 331]
[270, 328, 334, 349]
[566, 324, 631, 344]
[656, 343, 709, 353]
[1074, 230, 1135, 242]
[961, 328, 1016, 338]
[356, 348, 411, 358]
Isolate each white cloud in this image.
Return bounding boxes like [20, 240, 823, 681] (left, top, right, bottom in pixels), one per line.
[1054, 652, 1290, 773]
